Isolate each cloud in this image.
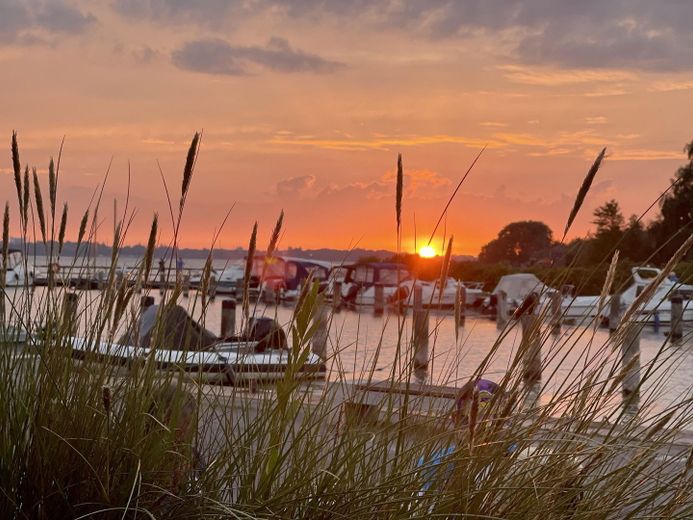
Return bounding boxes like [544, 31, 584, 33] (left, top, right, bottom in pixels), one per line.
[499, 65, 635, 87]
[131, 45, 162, 64]
[0, 0, 96, 45]
[111, 1, 693, 71]
[171, 37, 344, 76]
[584, 116, 608, 125]
[276, 175, 316, 198]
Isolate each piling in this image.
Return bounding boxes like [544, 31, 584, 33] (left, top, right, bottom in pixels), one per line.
[609, 293, 621, 333]
[454, 283, 466, 328]
[520, 312, 542, 382]
[159, 267, 166, 295]
[209, 275, 218, 300]
[262, 285, 277, 305]
[374, 283, 384, 316]
[97, 270, 106, 290]
[621, 322, 641, 398]
[550, 291, 562, 335]
[670, 294, 683, 340]
[496, 290, 508, 328]
[311, 304, 329, 360]
[182, 274, 190, 298]
[221, 299, 236, 338]
[412, 284, 429, 370]
[332, 281, 342, 312]
[62, 292, 79, 336]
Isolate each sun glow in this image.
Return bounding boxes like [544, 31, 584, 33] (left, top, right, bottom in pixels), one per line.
[418, 245, 437, 258]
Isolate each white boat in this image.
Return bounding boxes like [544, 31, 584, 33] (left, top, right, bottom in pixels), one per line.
[336, 262, 411, 306]
[562, 266, 693, 324]
[68, 305, 326, 383]
[388, 278, 476, 309]
[3, 249, 34, 287]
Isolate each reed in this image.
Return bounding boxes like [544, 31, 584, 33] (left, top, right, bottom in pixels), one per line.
[563, 147, 607, 240]
[0, 133, 690, 519]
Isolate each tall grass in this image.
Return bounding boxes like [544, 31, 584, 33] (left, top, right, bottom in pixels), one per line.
[0, 134, 691, 519]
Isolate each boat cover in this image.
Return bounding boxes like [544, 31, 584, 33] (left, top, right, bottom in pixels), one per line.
[492, 273, 549, 302]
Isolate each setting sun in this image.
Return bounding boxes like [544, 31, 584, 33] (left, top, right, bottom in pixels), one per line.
[418, 245, 437, 258]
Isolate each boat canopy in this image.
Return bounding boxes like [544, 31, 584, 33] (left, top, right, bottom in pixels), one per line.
[492, 273, 550, 301]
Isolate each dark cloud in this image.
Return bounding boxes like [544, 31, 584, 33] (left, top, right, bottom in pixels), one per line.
[0, 0, 96, 45]
[171, 37, 344, 76]
[116, 0, 693, 72]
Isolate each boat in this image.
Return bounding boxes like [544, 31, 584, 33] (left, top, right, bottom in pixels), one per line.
[388, 278, 486, 309]
[2, 249, 34, 287]
[334, 262, 412, 306]
[68, 304, 327, 383]
[482, 273, 551, 317]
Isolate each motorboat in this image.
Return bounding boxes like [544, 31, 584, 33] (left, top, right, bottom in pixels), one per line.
[2, 249, 34, 287]
[482, 273, 551, 317]
[68, 305, 326, 384]
[333, 262, 411, 306]
[389, 278, 485, 309]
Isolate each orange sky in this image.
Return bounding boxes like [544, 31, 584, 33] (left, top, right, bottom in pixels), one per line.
[2, 1, 693, 256]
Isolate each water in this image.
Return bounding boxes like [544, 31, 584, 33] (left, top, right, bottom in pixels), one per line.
[3, 279, 692, 424]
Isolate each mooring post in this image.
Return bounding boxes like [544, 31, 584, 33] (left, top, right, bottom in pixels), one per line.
[621, 322, 641, 398]
[374, 283, 384, 316]
[670, 294, 683, 341]
[496, 290, 508, 328]
[609, 293, 621, 333]
[520, 311, 542, 383]
[209, 274, 218, 301]
[311, 304, 328, 360]
[182, 274, 190, 298]
[550, 291, 562, 335]
[221, 299, 236, 339]
[159, 267, 166, 295]
[62, 292, 79, 336]
[455, 283, 466, 328]
[332, 280, 342, 312]
[412, 284, 429, 370]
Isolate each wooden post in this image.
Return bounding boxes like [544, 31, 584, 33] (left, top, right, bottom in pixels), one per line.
[62, 292, 79, 336]
[221, 299, 236, 338]
[670, 294, 683, 341]
[454, 283, 466, 328]
[520, 312, 542, 382]
[311, 304, 328, 360]
[412, 284, 429, 370]
[159, 266, 166, 295]
[609, 293, 621, 333]
[332, 281, 342, 312]
[550, 291, 562, 335]
[621, 322, 641, 398]
[373, 283, 384, 316]
[209, 274, 218, 301]
[496, 290, 508, 328]
[182, 274, 190, 298]
[262, 285, 276, 305]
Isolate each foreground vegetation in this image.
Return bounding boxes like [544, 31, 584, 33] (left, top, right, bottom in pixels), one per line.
[1, 133, 692, 518]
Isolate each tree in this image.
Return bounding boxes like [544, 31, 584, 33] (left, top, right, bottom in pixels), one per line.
[478, 221, 553, 266]
[650, 140, 693, 261]
[592, 199, 624, 234]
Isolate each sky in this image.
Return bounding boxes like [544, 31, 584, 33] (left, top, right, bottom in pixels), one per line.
[1, 0, 693, 256]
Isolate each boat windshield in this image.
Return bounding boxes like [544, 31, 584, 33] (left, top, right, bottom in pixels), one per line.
[379, 268, 409, 285]
[253, 257, 286, 279]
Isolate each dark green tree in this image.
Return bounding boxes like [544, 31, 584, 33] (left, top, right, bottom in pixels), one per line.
[478, 221, 553, 266]
[650, 141, 693, 261]
[592, 199, 624, 234]
[584, 200, 625, 263]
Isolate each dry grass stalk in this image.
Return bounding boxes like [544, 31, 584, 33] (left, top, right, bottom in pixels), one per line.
[22, 166, 29, 226]
[2, 203, 8, 278]
[267, 210, 284, 260]
[32, 167, 47, 243]
[396, 153, 403, 237]
[144, 214, 158, 282]
[181, 132, 200, 206]
[620, 231, 693, 328]
[428, 145, 485, 245]
[58, 203, 68, 255]
[11, 131, 22, 214]
[77, 209, 89, 246]
[48, 157, 57, 219]
[243, 222, 258, 324]
[438, 236, 453, 304]
[563, 147, 606, 239]
[469, 386, 479, 449]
